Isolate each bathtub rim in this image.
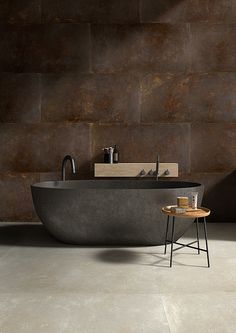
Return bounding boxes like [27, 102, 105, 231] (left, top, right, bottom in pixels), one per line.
[31, 179, 203, 190]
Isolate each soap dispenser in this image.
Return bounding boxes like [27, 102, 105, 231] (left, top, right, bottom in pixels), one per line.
[108, 147, 114, 164]
[113, 145, 119, 164]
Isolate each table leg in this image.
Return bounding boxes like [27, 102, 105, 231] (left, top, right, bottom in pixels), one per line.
[203, 217, 210, 268]
[196, 218, 200, 254]
[170, 216, 175, 268]
[164, 215, 169, 254]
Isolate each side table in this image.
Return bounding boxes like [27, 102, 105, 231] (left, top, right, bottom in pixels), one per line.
[162, 206, 211, 268]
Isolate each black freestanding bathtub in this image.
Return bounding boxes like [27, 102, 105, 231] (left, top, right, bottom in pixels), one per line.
[31, 180, 204, 245]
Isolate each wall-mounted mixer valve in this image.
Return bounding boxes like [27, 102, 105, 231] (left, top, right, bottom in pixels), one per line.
[164, 169, 170, 176]
[139, 169, 146, 176]
[148, 169, 154, 176]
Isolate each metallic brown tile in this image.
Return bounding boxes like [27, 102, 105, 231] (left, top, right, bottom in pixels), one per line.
[0, 0, 41, 24]
[141, 72, 236, 123]
[0, 25, 41, 72]
[188, 73, 236, 122]
[141, 73, 190, 123]
[40, 24, 90, 72]
[141, 0, 234, 23]
[38, 123, 92, 176]
[140, 0, 187, 23]
[41, 74, 140, 123]
[91, 24, 190, 73]
[179, 171, 236, 222]
[39, 171, 92, 181]
[39, 172, 61, 182]
[231, 0, 236, 22]
[92, 124, 190, 173]
[0, 124, 41, 172]
[0, 24, 90, 73]
[0, 173, 39, 221]
[42, 0, 139, 24]
[191, 124, 236, 172]
[190, 24, 236, 72]
[203, 0, 235, 23]
[0, 73, 41, 123]
[201, 171, 236, 222]
[0, 123, 91, 174]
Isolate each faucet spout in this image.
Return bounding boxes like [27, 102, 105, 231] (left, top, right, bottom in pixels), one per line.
[62, 155, 77, 181]
[156, 154, 160, 181]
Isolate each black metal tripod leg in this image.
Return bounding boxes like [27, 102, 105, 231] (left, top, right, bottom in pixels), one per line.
[170, 217, 175, 267]
[196, 218, 200, 254]
[203, 217, 210, 267]
[164, 215, 169, 254]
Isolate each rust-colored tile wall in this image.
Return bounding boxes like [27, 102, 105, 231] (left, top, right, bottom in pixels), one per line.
[0, 0, 235, 222]
[91, 24, 190, 73]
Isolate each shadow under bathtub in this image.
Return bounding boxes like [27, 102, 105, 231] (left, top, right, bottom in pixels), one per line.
[95, 249, 142, 264]
[0, 222, 235, 248]
[0, 223, 72, 248]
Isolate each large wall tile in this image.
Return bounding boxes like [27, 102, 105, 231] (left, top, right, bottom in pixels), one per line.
[0, 173, 39, 221]
[188, 73, 236, 122]
[191, 124, 236, 172]
[0, 124, 41, 172]
[38, 123, 91, 176]
[0, 73, 41, 123]
[141, 0, 189, 23]
[0, 24, 90, 72]
[0, 0, 41, 24]
[141, 0, 234, 23]
[179, 172, 236, 222]
[0, 123, 91, 174]
[141, 72, 236, 123]
[92, 124, 190, 173]
[39, 172, 87, 181]
[232, 0, 236, 22]
[39, 172, 61, 182]
[0, 25, 41, 72]
[41, 74, 140, 123]
[141, 73, 190, 122]
[40, 24, 90, 73]
[201, 171, 236, 222]
[91, 24, 190, 73]
[205, 0, 235, 23]
[42, 0, 139, 24]
[190, 24, 236, 72]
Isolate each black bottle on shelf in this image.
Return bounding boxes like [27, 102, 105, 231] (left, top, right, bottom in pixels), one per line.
[103, 148, 110, 163]
[113, 145, 119, 164]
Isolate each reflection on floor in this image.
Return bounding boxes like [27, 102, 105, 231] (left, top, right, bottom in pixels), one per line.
[0, 222, 235, 333]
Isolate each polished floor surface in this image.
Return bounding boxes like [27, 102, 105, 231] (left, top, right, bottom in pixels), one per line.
[0, 222, 235, 333]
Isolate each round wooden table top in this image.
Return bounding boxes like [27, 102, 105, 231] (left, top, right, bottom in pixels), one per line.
[162, 206, 211, 218]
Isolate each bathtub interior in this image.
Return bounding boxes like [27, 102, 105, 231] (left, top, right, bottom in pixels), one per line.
[32, 180, 201, 190]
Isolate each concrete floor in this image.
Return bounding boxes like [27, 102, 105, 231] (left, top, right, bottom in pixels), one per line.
[0, 223, 235, 333]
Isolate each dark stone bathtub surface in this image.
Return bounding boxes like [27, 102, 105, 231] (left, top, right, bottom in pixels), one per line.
[32, 180, 203, 246]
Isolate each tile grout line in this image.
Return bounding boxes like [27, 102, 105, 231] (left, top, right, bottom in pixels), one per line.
[138, 0, 142, 23]
[160, 295, 173, 333]
[189, 122, 191, 175]
[88, 23, 92, 74]
[39, 73, 42, 123]
[137, 75, 142, 124]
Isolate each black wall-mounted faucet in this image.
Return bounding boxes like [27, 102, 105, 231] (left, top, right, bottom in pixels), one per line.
[156, 154, 160, 181]
[61, 155, 77, 181]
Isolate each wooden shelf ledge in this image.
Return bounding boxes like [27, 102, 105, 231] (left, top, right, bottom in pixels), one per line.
[94, 163, 178, 178]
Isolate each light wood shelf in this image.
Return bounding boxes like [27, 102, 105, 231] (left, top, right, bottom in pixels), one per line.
[94, 163, 178, 178]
